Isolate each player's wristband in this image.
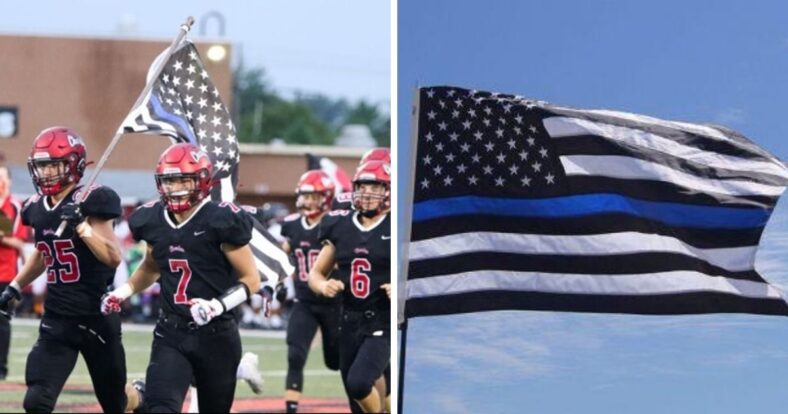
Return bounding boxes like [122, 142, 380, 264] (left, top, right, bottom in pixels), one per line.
[218, 283, 251, 312]
[9, 280, 21, 293]
[111, 283, 134, 301]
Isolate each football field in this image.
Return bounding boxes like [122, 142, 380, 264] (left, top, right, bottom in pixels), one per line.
[0, 318, 347, 413]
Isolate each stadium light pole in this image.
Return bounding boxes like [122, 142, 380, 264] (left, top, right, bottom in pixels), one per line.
[199, 11, 227, 63]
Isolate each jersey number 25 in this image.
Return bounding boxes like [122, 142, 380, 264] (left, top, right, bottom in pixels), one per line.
[36, 240, 80, 284]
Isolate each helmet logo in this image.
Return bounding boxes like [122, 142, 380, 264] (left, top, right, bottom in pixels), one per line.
[383, 164, 391, 176]
[67, 134, 83, 147]
[190, 150, 207, 163]
[163, 167, 181, 174]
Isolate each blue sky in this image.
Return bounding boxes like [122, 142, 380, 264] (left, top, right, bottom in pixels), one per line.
[398, 1, 788, 413]
[0, 0, 390, 105]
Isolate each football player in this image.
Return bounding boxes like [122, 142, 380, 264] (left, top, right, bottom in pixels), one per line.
[0, 127, 140, 413]
[100, 143, 260, 412]
[331, 148, 390, 211]
[279, 170, 342, 413]
[309, 160, 391, 413]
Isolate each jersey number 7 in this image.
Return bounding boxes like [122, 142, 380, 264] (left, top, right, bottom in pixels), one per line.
[170, 259, 193, 304]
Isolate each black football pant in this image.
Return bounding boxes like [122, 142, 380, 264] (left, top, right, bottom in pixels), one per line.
[286, 301, 341, 392]
[24, 312, 127, 413]
[143, 315, 242, 413]
[339, 310, 390, 413]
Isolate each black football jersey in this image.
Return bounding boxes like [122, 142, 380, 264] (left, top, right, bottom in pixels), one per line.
[318, 210, 390, 313]
[280, 213, 339, 305]
[129, 200, 253, 319]
[21, 185, 122, 316]
[331, 192, 353, 211]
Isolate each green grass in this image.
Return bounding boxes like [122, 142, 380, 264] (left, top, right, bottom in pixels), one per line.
[0, 318, 344, 412]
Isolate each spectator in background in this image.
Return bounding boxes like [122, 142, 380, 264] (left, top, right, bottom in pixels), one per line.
[0, 166, 30, 379]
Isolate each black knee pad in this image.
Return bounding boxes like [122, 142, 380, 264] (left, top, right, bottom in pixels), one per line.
[24, 385, 56, 413]
[346, 374, 375, 401]
[286, 344, 308, 391]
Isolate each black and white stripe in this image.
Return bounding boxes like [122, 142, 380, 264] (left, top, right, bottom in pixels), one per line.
[405, 86, 788, 318]
[121, 40, 294, 285]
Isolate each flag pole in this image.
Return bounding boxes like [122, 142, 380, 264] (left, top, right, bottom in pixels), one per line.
[397, 319, 408, 414]
[397, 84, 421, 414]
[55, 16, 195, 236]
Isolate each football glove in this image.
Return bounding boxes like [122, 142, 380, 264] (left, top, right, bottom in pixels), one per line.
[0, 283, 21, 319]
[189, 298, 225, 326]
[100, 293, 123, 315]
[100, 283, 134, 315]
[60, 202, 84, 225]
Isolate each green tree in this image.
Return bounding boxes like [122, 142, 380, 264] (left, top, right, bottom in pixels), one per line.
[344, 101, 391, 146]
[232, 66, 390, 146]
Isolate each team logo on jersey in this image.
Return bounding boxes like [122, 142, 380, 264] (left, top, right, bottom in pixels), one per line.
[354, 247, 369, 255]
[299, 241, 311, 247]
[43, 229, 56, 236]
[169, 245, 185, 253]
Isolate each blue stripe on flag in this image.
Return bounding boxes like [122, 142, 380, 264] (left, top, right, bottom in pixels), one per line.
[150, 94, 196, 144]
[412, 194, 771, 229]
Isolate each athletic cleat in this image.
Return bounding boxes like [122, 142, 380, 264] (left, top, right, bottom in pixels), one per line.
[237, 352, 264, 394]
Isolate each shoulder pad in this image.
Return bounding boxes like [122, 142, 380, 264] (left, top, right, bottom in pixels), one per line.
[328, 209, 351, 217]
[79, 185, 122, 220]
[23, 195, 41, 209]
[283, 213, 301, 222]
[211, 202, 254, 246]
[241, 205, 258, 214]
[139, 200, 158, 209]
[20, 195, 41, 226]
[128, 202, 162, 242]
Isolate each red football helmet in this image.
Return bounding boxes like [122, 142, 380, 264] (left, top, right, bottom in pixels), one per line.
[154, 143, 213, 213]
[352, 160, 391, 216]
[27, 127, 87, 196]
[295, 170, 335, 219]
[360, 147, 391, 165]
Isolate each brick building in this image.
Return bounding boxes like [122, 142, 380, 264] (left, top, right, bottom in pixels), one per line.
[0, 33, 366, 209]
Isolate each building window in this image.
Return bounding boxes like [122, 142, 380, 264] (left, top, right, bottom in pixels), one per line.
[0, 107, 18, 139]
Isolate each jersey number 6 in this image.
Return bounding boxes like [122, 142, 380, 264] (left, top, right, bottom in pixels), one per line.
[350, 258, 372, 299]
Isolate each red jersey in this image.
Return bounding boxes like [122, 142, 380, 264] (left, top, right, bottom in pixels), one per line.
[0, 195, 29, 281]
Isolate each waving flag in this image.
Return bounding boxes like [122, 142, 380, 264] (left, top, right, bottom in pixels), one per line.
[404, 86, 788, 318]
[122, 40, 294, 284]
[307, 153, 353, 194]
